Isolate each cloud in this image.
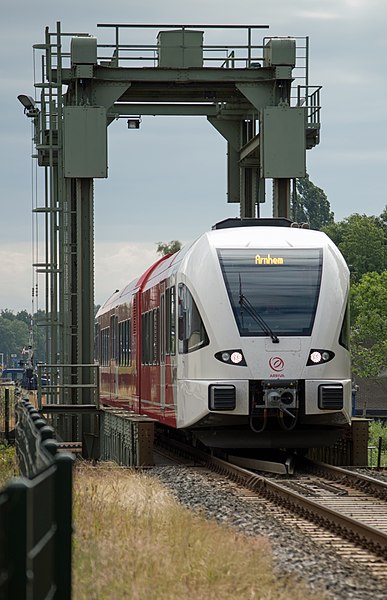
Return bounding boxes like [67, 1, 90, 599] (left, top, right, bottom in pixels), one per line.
[0, 240, 164, 312]
[95, 241, 160, 305]
[297, 10, 339, 21]
[0, 244, 33, 311]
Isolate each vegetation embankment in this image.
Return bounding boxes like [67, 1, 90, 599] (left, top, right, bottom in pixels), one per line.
[0, 386, 17, 484]
[369, 421, 387, 467]
[0, 443, 18, 486]
[73, 463, 321, 600]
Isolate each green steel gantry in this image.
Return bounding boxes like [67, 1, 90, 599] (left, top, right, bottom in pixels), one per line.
[21, 23, 321, 433]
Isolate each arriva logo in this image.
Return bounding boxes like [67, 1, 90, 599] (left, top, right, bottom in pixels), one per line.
[269, 356, 285, 372]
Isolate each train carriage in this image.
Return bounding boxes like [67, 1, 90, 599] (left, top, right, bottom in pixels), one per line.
[96, 218, 351, 450]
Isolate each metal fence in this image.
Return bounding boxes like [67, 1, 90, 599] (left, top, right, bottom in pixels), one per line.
[101, 407, 154, 466]
[0, 398, 74, 600]
[353, 376, 387, 417]
[0, 386, 16, 443]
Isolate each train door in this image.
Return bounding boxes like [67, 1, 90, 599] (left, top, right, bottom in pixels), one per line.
[133, 290, 141, 413]
[160, 287, 166, 414]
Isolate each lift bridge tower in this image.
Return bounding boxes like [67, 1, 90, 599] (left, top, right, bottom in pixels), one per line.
[20, 23, 321, 439]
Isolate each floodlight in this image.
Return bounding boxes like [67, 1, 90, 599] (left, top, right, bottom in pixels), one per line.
[17, 94, 35, 110]
[127, 118, 141, 129]
[17, 94, 39, 117]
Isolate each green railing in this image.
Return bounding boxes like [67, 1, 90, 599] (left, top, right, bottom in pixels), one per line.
[0, 398, 74, 600]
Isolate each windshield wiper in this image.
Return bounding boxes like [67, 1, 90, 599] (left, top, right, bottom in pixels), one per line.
[239, 276, 279, 344]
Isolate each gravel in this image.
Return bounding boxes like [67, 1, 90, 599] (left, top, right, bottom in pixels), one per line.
[148, 465, 387, 599]
[347, 467, 387, 484]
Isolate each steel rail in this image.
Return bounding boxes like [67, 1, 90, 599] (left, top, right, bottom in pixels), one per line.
[206, 454, 387, 559]
[302, 459, 387, 500]
[155, 438, 387, 559]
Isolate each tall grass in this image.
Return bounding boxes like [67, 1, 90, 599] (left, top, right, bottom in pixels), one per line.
[73, 463, 325, 600]
[368, 420, 387, 466]
[0, 443, 18, 487]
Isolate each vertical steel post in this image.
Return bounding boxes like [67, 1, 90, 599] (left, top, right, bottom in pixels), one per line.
[6, 480, 29, 600]
[240, 120, 257, 218]
[4, 388, 9, 442]
[77, 178, 94, 441]
[273, 178, 291, 218]
[377, 436, 382, 470]
[54, 453, 74, 600]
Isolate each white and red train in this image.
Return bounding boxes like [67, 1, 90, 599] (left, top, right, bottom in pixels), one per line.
[96, 218, 351, 449]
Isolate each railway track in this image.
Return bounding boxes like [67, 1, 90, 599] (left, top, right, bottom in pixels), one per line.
[155, 438, 387, 577]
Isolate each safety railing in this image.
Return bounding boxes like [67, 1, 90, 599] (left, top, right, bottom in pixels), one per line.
[97, 23, 269, 69]
[36, 363, 99, 408]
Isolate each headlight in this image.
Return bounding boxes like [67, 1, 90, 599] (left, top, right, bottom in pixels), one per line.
[306, 349, 335, 366]
[310, 351, 322, 363]
[215, 349, 247, 366]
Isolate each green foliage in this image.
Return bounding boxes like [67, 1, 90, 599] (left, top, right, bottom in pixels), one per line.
[323, 210, 386, 282]
[368, 421, 387, 467]
[292, 174, 334, 230]
[156, 240, 182, 256]
[0, 313, 29, 362]
[0, 309, 46, 366]
[350, 271, 387, 377]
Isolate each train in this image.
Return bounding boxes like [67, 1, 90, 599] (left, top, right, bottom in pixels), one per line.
[95, 218, 351, 450]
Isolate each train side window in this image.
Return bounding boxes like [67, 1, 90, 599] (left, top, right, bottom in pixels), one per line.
[142, 312, 148, 364]
[153, 308, 160, 365]
[101, 327, 110, 366]
[126, 319, 132, 366]
[166, 286, 176, 356]
[141, 309, 160, 365]
[118, 321, 123, 365]
[110, 315, 118, 362]
[119, 319, 131, 366]
[339, 302, 350, 351]
[161, 295, 165, 362]
[178, 284, 209, 354]
[94, 323, 100, 363]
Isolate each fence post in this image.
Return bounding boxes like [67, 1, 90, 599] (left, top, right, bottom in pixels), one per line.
[377, 436, 383, 469]
[54, 453, 74, 600]
[6, 479, 29, 600]
[4, 388, 9, 443]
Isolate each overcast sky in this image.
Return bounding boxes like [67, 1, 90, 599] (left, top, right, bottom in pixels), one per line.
[0, 0, 386, 311]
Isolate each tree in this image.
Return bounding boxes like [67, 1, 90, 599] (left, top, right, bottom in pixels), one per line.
[323, 211, 386, 282]
[16, 310, 31, 326]
[0, 309, 46, 366]
[156, 240, 182, 256]
[350, 271, 387, 378]
[292, 174, 334, 230]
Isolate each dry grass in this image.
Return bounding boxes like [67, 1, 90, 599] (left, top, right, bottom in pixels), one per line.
[0, 443, 18, 487]
[73, 463, 324, 600]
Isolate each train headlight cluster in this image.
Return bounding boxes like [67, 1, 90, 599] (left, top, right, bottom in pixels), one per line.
[215, 350, 247, 366]
[307, 349, 335, 366]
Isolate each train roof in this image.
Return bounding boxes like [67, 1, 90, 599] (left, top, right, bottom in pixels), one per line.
[212, 217, 293, 229]
[202, 223, 330, 249]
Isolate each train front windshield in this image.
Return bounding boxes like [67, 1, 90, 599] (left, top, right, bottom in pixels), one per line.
[218, 248, 322, 337]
